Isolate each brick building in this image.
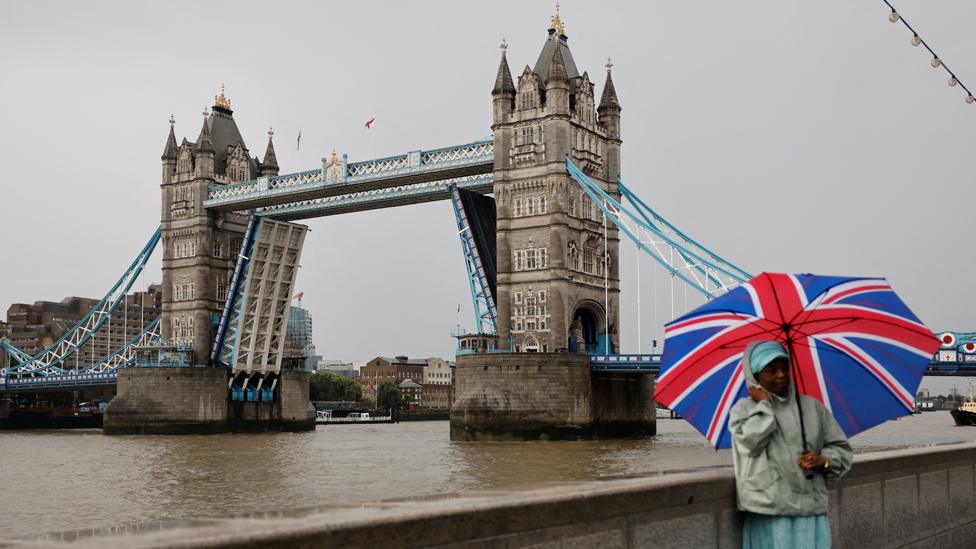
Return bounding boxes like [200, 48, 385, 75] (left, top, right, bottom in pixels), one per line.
[359, 356, 455, 408]
[359, 356, 426, 404]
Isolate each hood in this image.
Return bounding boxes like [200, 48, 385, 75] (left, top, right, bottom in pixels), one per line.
[742, 340, 793, 402]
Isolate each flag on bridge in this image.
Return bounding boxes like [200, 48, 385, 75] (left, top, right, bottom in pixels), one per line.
[365, 117, 376, 129]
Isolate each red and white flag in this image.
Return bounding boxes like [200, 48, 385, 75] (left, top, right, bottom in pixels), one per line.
[364, 117, 376, 129]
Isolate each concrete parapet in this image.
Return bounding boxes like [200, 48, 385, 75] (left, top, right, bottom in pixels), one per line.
[450, 352, 655, 440]
[103, 367, 229, 435]
[31, 441, 976, 548]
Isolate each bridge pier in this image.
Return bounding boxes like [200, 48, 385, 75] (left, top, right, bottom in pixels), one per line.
[103, 367, 315, 434]
[450, 353, 655, 441]
[103, 367, 229, 435]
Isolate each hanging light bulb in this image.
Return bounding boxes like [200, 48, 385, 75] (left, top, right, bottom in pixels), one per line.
[931, 57, 941, 68]
[949, 76, 958, 87]
[967, 94, 975, 104]
[889, 10, 899, 23]
[911, 35, 921, 47]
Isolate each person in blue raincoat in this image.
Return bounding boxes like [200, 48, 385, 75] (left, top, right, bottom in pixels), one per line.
[729, 341, 853, 548]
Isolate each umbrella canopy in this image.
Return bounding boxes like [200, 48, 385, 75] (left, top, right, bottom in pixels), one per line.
[654, 273, 940, 449]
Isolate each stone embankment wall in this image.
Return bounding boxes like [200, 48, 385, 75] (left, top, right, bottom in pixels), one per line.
[34, 441, 976, 548]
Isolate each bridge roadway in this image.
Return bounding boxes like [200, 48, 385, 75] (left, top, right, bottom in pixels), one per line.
[203, 139, 494, 219]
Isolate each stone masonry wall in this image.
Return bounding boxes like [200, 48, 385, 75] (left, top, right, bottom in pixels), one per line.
[591, 370, 656, 437]
[103, 367, 229, 434]
[55, 442, 976, 548]
[451, 352, 593, 440]
[277, 370, 315, 430]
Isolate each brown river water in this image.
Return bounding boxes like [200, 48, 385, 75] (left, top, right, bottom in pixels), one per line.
[1, 412, 973, 540]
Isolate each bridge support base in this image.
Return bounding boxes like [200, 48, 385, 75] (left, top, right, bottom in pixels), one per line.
[103, 367, 315, 435]
[450, 353, 656, 441]
[103, 367, 229, 435]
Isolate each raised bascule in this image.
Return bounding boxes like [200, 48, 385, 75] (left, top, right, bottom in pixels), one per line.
[1, 9, 972, 435]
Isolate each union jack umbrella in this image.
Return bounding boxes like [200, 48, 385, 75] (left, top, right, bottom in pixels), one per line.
[654, 273, 941, 449]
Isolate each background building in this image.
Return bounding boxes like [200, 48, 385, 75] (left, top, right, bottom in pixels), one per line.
[422, 357, 454, 410]
[315, 359, 361, 378]
[358, 356, 454, 409]
[283, 304, 319, 371]
[359, 356, 426, 403]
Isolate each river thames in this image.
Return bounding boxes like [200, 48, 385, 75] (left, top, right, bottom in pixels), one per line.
[1, 411, 974, 540]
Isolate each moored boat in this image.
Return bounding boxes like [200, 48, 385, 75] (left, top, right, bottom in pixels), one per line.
[951, 385, 976, 426]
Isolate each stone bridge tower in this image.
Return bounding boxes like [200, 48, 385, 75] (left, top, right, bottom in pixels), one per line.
[490, 11, 622, 354]
[158, 86, 279, 364]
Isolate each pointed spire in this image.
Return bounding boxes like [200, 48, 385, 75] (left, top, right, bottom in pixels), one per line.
[195, 108, 214, 154]
[261, 126, 279, 175]
[492, 38, 515, 95]
[599, 58, 620, 112]
[545, 42, 568, 84]
[161, 114, 178, 160]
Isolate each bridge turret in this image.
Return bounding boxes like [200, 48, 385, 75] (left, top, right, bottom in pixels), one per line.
[260, 127, 279, 177]
[544, 44, 570, 115]
[598, 61, 621, 138]
[598, 61, 621, 182]
[491, 6, 622, 354]
[492, 40, 516, 124]
[193, 111, 215, 179]
[161, 114, 178, 185]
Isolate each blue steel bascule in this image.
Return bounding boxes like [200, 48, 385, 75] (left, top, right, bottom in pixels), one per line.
[1, 14, 973, 402]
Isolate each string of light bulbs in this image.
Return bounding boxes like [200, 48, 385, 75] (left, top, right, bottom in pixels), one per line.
[883, 1, 975, 104]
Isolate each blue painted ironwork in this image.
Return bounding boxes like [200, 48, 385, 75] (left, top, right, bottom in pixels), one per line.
[0, 316, 162, 391]
[212, 215, 261, 368]
[204, 140, 493, 212]
[565, 158, 748, 299]
[590, 353, 661, 373]
[449, 184, 497, 334]
[618, 179, 752, 286]
[1, 228, 162, 379]
[3, 372, 119, 391]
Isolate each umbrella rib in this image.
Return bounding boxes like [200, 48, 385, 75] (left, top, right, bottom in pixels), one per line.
[793, 314, 934, 339]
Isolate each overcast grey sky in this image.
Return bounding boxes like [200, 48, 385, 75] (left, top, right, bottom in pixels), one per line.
[1, 1, 974, 362]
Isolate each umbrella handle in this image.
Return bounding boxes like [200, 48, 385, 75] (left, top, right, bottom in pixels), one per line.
[786, 339, 815, 480]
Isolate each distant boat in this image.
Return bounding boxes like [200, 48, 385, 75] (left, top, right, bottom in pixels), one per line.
[951, 385, 976, 426]
[315, 410, 394, 425]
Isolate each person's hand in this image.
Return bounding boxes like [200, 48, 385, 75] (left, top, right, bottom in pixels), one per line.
[797, 452, 828, 471]
[747, 385, 769, 402]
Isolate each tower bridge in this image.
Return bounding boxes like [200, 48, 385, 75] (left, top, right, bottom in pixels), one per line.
[1, 10, 972, 435]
